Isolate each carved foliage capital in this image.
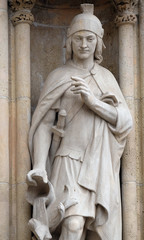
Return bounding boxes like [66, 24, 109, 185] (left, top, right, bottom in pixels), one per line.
[9, 0, 36, 12]
[115, 13, 137, 25]
[11, 10, 34, 25]
[112, 0, 138, 25]
[113, 0, 138, 12]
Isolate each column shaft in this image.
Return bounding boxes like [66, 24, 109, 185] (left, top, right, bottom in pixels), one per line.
[118, 23, 137, 240]
[139, 1, 144, 168]
[139, 1, 144, 238]
[15, 22, 31, 239]
[0, 0, 9, 239]
[9, 20, 17, 240]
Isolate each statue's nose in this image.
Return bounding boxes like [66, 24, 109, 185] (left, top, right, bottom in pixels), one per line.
[81, 38, 87, 48]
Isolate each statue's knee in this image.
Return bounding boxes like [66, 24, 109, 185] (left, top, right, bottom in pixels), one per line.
[63, 216, 84, 233]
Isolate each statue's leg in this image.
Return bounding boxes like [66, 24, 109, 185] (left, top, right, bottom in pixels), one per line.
[59, 216, 85, 240]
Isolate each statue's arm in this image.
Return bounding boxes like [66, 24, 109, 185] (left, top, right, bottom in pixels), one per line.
[27, 109, 56, 186]
[33, 109, 56, 170]
[71, 76, 117, 126]
[85, 97, 117, 126]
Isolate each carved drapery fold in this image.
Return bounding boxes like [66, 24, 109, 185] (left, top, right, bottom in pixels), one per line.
[112, 0, 138, 25]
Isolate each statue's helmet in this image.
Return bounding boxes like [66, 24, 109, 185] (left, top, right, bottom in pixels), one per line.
[67, 4, 104, 39]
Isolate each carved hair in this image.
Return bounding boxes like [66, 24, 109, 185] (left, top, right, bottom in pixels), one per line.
[66, 34, 104, 64]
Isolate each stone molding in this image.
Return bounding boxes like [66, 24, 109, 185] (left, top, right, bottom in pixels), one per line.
[112, 0, 138, 25]
[9, 0, 36, 11]
[11, 10, 34, 25]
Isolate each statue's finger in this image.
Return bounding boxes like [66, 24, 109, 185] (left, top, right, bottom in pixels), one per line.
[26, 172, 37, 186]
[71, 76, 85, 82]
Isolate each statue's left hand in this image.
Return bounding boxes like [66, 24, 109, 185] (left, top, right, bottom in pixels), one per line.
[71, 76, 95, 108]
[26, 169, 48, 187]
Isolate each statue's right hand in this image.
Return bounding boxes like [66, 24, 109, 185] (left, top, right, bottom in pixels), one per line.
[26, 169, 48, 187]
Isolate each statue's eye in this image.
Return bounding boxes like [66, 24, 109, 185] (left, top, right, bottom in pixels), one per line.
[87, 37, 94, 41]
[75, 37, 81, 41]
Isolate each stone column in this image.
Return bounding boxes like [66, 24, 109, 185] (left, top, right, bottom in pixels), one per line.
[0, 0, 9, 239]
[139, 2, 144, 167]
[112, 1, 138, 239]
[139, 1, 144, 237]
[9, 0, 35, 239]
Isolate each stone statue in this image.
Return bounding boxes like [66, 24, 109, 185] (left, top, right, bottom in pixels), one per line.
[26, 4, 132, 240]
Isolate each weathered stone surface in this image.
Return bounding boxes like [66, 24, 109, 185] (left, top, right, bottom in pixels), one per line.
[9, 184, 16, 240]
[35, 0, 110, 8]
[122, 182, 137, 240]
[16, 183, 31, 240]
[0, 8, 8, 98]
[135, 99, 143, 183]
[0, 0, 7, 9]
[15, 23, 31, 98]
[31, 25, 66, 111]
[0, 183, 9, 240]
[136, 185, 144, 240]
[16, 99, 31, 183]
[0, 99, 9, 183]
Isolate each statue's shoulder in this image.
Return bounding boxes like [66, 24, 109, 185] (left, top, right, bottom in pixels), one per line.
[96, 64, 119, 86]
[46, 64, 69, 81]
[42, 64, 70, 92]
[96, 64, 115, 79]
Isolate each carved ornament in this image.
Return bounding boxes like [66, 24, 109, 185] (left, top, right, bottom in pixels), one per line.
[9, 0, 36, 11]
[112, 0, 138, 25]
[113, 0, 138, 12]
[11, 10, 34, 25]
[114, 12, 137, 25]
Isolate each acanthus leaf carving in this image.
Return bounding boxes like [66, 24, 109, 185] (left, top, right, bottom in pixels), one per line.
[11, 10, 34, 25]
[8, 0, 36, 11]
[115, 13, 137, 25]
[112, 0, 138, 12]
[112, 0, 139, 25]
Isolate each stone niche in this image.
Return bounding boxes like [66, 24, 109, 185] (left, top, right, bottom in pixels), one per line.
[31, 0, 119, 113]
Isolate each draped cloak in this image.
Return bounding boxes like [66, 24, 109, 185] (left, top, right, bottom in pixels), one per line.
[29, 61, 132, 240]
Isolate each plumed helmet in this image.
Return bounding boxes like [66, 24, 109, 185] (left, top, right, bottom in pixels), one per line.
[67, 4, 104, 39]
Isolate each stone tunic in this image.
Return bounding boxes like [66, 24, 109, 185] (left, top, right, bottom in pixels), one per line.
[50, 72, 102, 219]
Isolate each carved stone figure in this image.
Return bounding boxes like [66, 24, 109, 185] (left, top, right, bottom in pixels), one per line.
[26, 4, 132, 240]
